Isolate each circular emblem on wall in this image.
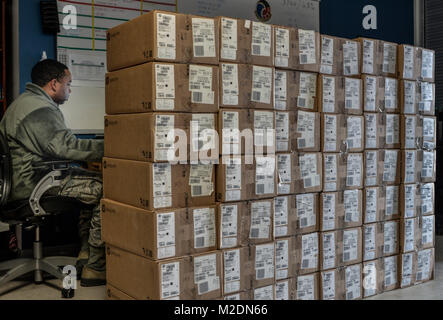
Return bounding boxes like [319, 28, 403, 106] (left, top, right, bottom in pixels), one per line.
[255, 0, 272, 22]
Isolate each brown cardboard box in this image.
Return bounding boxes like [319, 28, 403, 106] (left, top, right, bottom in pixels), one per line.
[415, 248, 435, 284]
[342, 264, 363, 300]
[382, 220, 400, 257]
[381, 255, 400, 292]
[320, 35, 346, 76]
[380, 77, 400, 113]
[383, 185, 401, 221]
[248, 199, 274, 245]
[383, 114, 401, 149]
[400, 80, 419, 114]
[320, 192, 345, 231]
[106, 284, 136, 300]
[400, 115, 421, 149]
[399, 218, 420, 253]
[364, 150, 383, 187]
[274, 25, 297, 70]
[320, 231, 341, 271]
[275, 278, 297, 300]
[103, 158, 215, 211]
[221, 247, 253, 295]
[223, 291, 253, 300]
[320, 269, 345, 300]
[275, 237, 297, 281]
[401, 150, 420, 184]
[245, 65, 275, 110]
[250, 242, 275, 288]
[294, 193, 320, 234]
[418, 48, 435, 83]
[364, 113, 385, 149]
[418, 150, 437, 183]
[363, 187, 386, 223]
[296, 273, 320, 300]
[274, 195, 298, 238]
[321, 114, 347, 153]
[217, 17, 250, 64]
[216, 202, 250, 249]
[342, 39, 362, 77]
[362, 259, 384, 297]
[419, 116, 437, 150]
[318, 75, 345, 113]
[344, 77, 363, 115]
[381, 149, 401, 185]
[101, 199, 217, 260]
[362, 75, 384, 112]
[295, 232, 319, 275]
[104, 113, 218, 163]
[345, 153, 364, 190]
[249, 21, 274, 67]
[399, 252, 417, 288]
[253, 284, 275, 300]
[345, 115, 365, 152]
[419, 215, 435, 250]
[400, 184, 420, 219]
[106, 11, 219, 71]
[397, 45, 420, 80]
[338, 227, 363, 267]
[356, 38, 378, 76]
[363, 223, 384, 261]
[378, 41, 398, 78]
[418, 81, 435, 116]
[219, 63, 251, 109]
[322, 153, 347, 192]
[419, 183, 435, 216]
[105, 63, 219, 114]
[295, 111, 321, 152]
[275, 111, 297, 153]
[343, 189, 363, 228]
[293, 29, 321, 72]
[106, 245, 222, 300]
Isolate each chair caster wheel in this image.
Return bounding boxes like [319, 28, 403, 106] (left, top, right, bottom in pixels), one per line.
[62, 288, 75, 299]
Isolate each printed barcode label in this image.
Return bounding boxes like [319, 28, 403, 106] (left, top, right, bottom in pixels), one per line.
[195, 46, 204, 57]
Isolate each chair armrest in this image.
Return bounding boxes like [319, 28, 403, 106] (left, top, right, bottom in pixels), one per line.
[32, 160, 74, 171]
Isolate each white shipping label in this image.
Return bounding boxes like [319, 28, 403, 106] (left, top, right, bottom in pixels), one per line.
[420, 82, 434, 112]
[225, 157, 242, 195]
[347, 116, 362, 150]
[255, 243, 275, 280]
[299, 29, 316, 64]
[299, 154, 320, 189]
[275, 281, 289, 300]
[416, 249, 432, 282]
[365, 188, 378, 223]
[365, 151, 377, 187]
[346, 154, 362, 187]
[277, 154, 291, 194]
[364, 76, 377, 111]
[423, 117, 436, 148]
[192, 18, 216, 58]
[401, 253, 414, 287]
[274, 71, 288, 111]
[385, 186, 399, 217]
[383, 43, 397, 74]
[157, 13, 176, 60]
[404, 81, 416, 114]
[222, 111, 240, 155]
[298, 73, 317, 109]
[421, 50, 434, 79]
[191, 114, 216, 152]
[322, 271, 336, 300]
[189, 164, 214, 197]
[384, 256, 397, 288]
[322, 232, 336, 270]
[384, 221, 398, 255]
[252, 66, 273, 104]
[405, 116, 417, 149]
[364, 261, 377, 297]
[189, 65, 214, 104]
[276, 112, 289, 152]
[254, 285, 274, 300]
[344, 190, 360, 223]
[364, 225, 376, 261]
[324, 155, 337, 192]
[301, 233, 318, 270]
[404, 151, 416, 184]
[422, 216, 434, 246]
[157, 212, 176, 259]
[404, 219, 416, 252]
[362, 39, 374, 74]
[193, 208, 216, 249]
[384, 78, 398, 110]
[420, 184, 434, 215]
[322, 193, 336, 231]
[324, 115, 337, 152]
[161, 262, 180, 299]
[255, 156, 275, 196]
[224, 294, 240, 300]
[221, 205, 238, 249]
[155, 64, 175, 102]
[383, 150, 398, 183]
[297, 275, 315, 300]
[345, 78, 361, 110]
[345, 265, 361, 300]
[194, 254, 220, 295]
[422, 151, 435, 179]
[343, 229, 359, 262]
[275, 240, 289, 280]
[275, 28, 290, 67]
[385, 115, 400, 145]
[221, 17, 237, 60]
[155, 115, 175, 161]
[153, 163, 172, 209]
[222, 64, 239, 105]
[252, 22, 271, 57]
[322, 76, 336, 112]
[297, 111, 316, 149]
[403, 46, 414, 79]
[223, 249, 241, 294]
[250, 201, 272, 239]
[321, 37, 334, 74]
[296, 193, 316, 229]
[404, 185, 417, 218]
[254, 111, 274, 147]
[274, 196, 289, 237]
[343, 41, 359, 76]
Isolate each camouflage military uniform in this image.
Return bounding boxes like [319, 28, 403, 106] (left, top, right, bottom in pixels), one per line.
[0, 83, 105, 270]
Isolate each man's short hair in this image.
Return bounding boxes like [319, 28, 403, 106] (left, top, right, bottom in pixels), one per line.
[31, 59, 69, 87]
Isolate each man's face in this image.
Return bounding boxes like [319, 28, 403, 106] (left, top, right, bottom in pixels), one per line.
[52, 70, 72, 105]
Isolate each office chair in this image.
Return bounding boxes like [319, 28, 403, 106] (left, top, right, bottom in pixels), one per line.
[0, 132, 93, 298]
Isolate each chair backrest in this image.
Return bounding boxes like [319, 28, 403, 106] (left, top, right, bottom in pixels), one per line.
[0, 132, 11, 207]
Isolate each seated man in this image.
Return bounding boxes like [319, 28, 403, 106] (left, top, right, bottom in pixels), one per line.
[0, 59, 105, 287]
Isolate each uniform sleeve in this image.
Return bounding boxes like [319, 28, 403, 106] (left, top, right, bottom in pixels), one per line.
[16, 107, 104, 161]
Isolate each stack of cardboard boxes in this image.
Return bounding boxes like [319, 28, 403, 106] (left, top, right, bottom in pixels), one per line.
[102, 10, 436, 300]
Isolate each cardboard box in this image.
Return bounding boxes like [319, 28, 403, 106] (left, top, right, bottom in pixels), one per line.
[397, 45, 420, 80]
[253, 284, 275, 300]
[219, 63, 251, 109]
[415, 248, 435, 284]
[364, 113, 385, 149]
[250, 242, 275, 288]
[364, 150, 383, 187]
[362, 75, 384, 112]
[275, 111, 297, 153]
[274, 25, 297, 70]
[343, 264, 363, 300]
[320, 35, 345, 76]
[274, 195, 298, 238]
[362, 259, 383, 297]
[418, 81, 435, 116]
[363, 223, 384, 261]
[400, 184, 420, 219]
[418, 48, 435, 83]
[381, 255, 400, 292]
[248, 199, 274, 245]
[105, 63, 219, 114]
[342, 189, 363, 228]
[345, 153, 364, 190]
[400, 115, 421, 149]
[382, 220, 400, 257]
[216, 202, 250, 249]
[104, 113, 218, 162]
[106, 284, 136, 300]
[294, 193, 320, 234]
[249, 21, 274, 67]
[221, 247, 253, 295]
[344, 77, 363, 115]
[383, 185, 401, 221]
[419, 116, 437, 150]
[401, 150, 420, 184]
[295, 111, 321, 152]
[381, 149, 401, 185]
[106, 245, 222, 300]
[321, 114, 347, 153]
[399, 218, 420, 253]
[318, 75, 345, 113]
[275, 278, 297, 300]
[296, 273, 320, 300]
[101, 199, 217, 260]
[378, 40, 398, 78]
[383, 114, 401, 149]
[399, 252, 417, 288]
[320, 269, 345, 300]
[338, 227, 363, 267]
[419, 215, 435, 250]
[274, 70, 318, 112]
[217, 17, 250, 64]
[275, 237, 297, 280]
[363, 187, 386, 223]
[320, 192, 344, 231]
[223, 291, 253, 300]
[295, 233, 320, 275]
[418, 150, 437, 183]
[356, 38, 378, 76]
[106, 11, 219, 71]
[320, 231, 341, 271]
[380, 77, 400, 113]
[342, 39, 362, 77]
[103, 158, 215, 211]
[419, 183, 435, 216]
[322, 153, 347, 192]
[400, 80, 419, 114]
[345, 115, 365, 152]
